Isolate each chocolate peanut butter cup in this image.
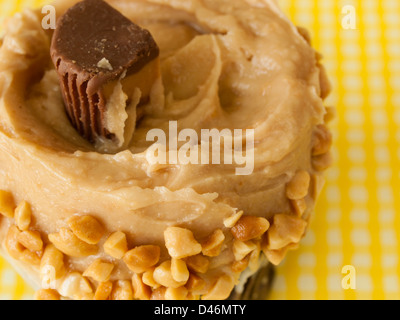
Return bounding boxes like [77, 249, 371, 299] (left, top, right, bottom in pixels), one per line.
[50, 0, 160, 143]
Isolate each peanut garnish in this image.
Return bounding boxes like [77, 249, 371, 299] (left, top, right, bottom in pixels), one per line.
[232, 239, 257, 261]
[248, 242, 261, 272]
[262, 243, 299, 266]
[185, 273, 206, 294]
[171, 258, 190, 283]
[312, 152, 333, 172]
[34, 289, 61, 300]
[48, 228, 98, 257]
[318, 63, 332, 100]
[201, 229, 225, 257]
[103, 231, 128, 259]
[83, 259, 114, 282]
[164, 227, 202, 259]
[230, 216, 270, 242]
[58, 272, 94, 300]
[290, 198, 307, 217]
[311, 174, 326, 200]
[20, 249, 42, 266]
[94, 281, 113, 300]
[151, 287, 166, 300]
[110, 280, 134, 300]
[201, 274, 235, 300]
[266, 214, 307, 250]
[165, 286, 189, 300]
[286, 170, 311, 200]
[231, 256, 250, 273]
[324, 106, 336, 123]
[223, 210, 244, 228]
[40, 244, 66, 281]
[185, 254, 210, 274]
[14, 201, 32, 231]
[132, 273, 152, 300]
[297, 26, 311, 44]
[142, 268, 161, 289]
[312, 124, 333, 156]
[68, 215, 104, 245]
[123, 245, 160, 274]
[153, 260, 187, 288]
[0, 190, 15, 218]
[5, 225, 24, 259]
[17, 230, 43, 252]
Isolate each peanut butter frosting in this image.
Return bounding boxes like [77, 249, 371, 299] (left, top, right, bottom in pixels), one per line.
[0, 0, 333, 300]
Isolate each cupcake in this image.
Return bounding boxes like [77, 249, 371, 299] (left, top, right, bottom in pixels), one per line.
[0, 0, 333, 300]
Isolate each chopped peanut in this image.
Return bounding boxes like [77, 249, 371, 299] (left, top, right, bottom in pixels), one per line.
[201, 274, 235, 300]
[20, 249, 41, 266]
[5, 225, 24, 259]
[312, 152, 333, 172]
[171, 259, 190, 283]
[14, 201, 32, 231]
[223, 210, 244, 228]
[262, 243, 299, 266]
[266, 214, 308, 250]
[48, 228, 98, 257]
[68, 215, 104, 245]
[318, 63, 332, 100]
[311, 174, 326, 200]
[0, 190, 15, 218]
[231, 216, 270, 242]
[17, 230, 43, 252]
[312, 124, 333, 156]
[142, 268, 161, 289]
[110, 280, 134, 300]
[153, 260, 187, 288]
[297, 26, 311, 44]
[94, 281, 113, 300]
[103, 231, 128, 259]
[248, 242, 261, 272]
[286, 170, 311, 200]
[232, 239, 257, 261]
[185, 273, 206, 294]
[164, 227, 202, 259]
[185, 255, 210, 274]
[151, 287, 166, 300]
[290, 198, 307, 217]
[324, 106, 336, 123]
[263, 248, 286, 266]
[83, 259, 114, 282]
[123, 245, 160, 274]
[165, 286, 188, 300]
[201, 229, 225, 257]
[231, 256, 250, 273]
[40, 244, 66, 281]
[34, 289, 60, 300]
[132, 273, 152, 300]
[58, 272, 93, 300]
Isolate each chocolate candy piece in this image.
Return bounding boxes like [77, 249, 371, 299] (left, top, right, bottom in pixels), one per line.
[51, 0, 160, 143]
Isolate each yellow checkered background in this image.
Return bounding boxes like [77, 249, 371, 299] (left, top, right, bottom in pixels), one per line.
[0, 0, 399, 300]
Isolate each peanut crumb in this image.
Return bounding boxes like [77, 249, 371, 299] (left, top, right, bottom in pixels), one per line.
[164, 227, 202, 259]
[97, 57, 113, 71]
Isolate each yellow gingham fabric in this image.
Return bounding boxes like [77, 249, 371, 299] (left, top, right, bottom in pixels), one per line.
[0, 0, 399, 300]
